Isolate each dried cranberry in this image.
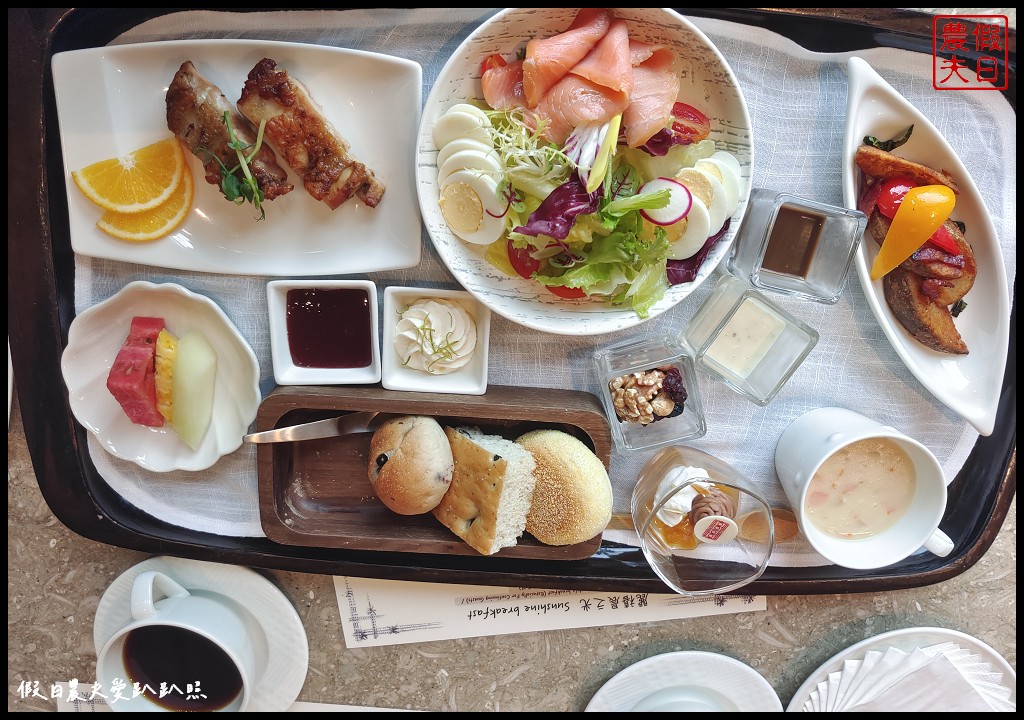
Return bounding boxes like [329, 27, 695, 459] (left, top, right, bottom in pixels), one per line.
[661, 367, 688, 405]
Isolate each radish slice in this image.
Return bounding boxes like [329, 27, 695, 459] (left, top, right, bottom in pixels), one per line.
[639, 177, 692, 226]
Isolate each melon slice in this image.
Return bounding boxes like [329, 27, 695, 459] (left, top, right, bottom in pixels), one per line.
[170, 331, 217, 450]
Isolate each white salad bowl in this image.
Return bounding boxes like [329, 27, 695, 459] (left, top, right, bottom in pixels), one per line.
[60, 281, 261, 472]
[416, 7, 753, 336]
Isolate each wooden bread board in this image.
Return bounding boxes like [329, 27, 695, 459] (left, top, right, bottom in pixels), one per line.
[256, 385, 611, 560]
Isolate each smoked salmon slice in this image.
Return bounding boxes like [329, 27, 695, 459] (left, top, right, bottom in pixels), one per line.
[569, 18, 633, 97]
[522, 8, 613, 108]
[531, 74, 629, 147]
[622, 41, 680, 148]
[481, 58, 526, 111]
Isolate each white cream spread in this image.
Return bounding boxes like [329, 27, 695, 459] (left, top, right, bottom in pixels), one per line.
[394, 298, 477, 375]
[654, 466, 712, 526]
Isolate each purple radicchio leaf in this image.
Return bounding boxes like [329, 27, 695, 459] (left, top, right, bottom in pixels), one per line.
[637, 127, 694, 157]
[513, 170, 601, 240]
[666, 218, 731, 285]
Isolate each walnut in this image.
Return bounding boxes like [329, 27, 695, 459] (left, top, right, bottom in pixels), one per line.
[610, 369, 667, 425]
[650, 392, 676, 417]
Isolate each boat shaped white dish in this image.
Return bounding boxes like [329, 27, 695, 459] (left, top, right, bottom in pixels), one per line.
[51, 39, 422, 276]
[841, 56, 1010, 436]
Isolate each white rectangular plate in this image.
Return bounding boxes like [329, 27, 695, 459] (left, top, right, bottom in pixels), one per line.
[52, 39, 422, 275]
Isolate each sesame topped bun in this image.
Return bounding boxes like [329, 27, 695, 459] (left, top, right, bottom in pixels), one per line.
[515, 429, 612, 546]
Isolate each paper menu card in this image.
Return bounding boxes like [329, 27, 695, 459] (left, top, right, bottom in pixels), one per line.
[332, 576, 764, 648]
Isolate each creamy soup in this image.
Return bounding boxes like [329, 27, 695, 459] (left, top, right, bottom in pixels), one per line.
[804, 437, 916, 540]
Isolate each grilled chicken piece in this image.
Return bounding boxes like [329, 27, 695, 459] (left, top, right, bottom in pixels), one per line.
[166, 61, 293, 201]
[237, 58, 385, 209]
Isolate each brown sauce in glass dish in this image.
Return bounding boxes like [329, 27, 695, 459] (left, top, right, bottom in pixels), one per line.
[761, 203, 825, 277]
[286, 288, 373, 368]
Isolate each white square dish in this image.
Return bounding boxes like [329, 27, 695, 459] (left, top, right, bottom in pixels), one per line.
[267, 279, 381, 386]
[381, 287, 490, 395]
[51, 39, 422, 275]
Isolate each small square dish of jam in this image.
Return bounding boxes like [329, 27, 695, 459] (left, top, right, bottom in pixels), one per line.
[266, 279, 381, 386]
[381, 286, 490, 395]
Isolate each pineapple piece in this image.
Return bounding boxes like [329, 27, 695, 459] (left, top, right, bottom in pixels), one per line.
[154, 328, 178, 422]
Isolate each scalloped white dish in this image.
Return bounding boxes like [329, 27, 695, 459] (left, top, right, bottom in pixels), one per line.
[416, 8, 752, 336]
[60, 281, 261, 472]
[51, 39, 422, 276]
[842, 57, 1010, 436]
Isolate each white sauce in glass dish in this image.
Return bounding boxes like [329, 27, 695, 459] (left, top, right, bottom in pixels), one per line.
[705, 296, 786, 379]
[394, 298, 477, 375]
[804, 437, 917, 540]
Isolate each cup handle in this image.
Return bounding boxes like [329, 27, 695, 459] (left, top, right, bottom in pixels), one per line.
[924, 529, 955, 558]
[130, 570, 191, 621]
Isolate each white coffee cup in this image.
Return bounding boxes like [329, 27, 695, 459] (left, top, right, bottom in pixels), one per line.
[96, 571, 262, 712]
[775, 407, 954, 570]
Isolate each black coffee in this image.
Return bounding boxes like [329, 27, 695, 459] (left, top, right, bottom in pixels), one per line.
[122, 625, 243, 711]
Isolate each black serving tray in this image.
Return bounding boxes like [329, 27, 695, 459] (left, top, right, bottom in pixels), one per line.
[9, 7, 1016, 594]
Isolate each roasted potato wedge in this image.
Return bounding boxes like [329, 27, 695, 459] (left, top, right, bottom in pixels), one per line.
[855, 145, 959, 193]
[882, 267, 968, 355]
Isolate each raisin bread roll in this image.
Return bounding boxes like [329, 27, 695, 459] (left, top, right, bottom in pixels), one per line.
[368, 416, 454, 515]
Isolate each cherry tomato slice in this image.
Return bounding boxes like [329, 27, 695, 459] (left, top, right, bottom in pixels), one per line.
[546, 284, 587, 299]
[480, 53, 507, 75]
[670, 102, 711, 142]
[875, 177, 916, 219]
[507, 239, 540, 279]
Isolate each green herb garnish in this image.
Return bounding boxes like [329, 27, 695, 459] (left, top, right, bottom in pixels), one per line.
[951, 299, 968, 317]
[200, 111, 269, 221]
[864, 124, 914, 152]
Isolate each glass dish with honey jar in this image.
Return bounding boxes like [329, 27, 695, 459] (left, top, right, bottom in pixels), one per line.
[727, 189, 867, 304]
[631, 445, 775, 595]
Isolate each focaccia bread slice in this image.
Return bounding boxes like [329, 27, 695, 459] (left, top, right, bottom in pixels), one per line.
[432, 426, 537, 555]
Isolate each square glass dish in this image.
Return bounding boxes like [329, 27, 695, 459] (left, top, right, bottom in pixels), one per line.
[593, 337, 706, 453]
[683, 274, 818, 406]
[381, 286, 490, 395]
[266, 279, 381, 386]
[727, 188, 867, 304]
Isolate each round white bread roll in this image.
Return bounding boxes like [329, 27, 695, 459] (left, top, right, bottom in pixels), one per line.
[516, 429, 612, 545]
[368, 415, 454, 515]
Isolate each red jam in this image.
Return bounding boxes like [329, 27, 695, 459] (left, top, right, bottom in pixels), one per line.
[285, 288, 372, 369]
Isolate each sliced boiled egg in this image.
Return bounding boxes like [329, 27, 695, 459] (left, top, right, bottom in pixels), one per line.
[675, 167, 728, 235]
[438, 169, 506, 245]
[695, 157, 740, 216]
[445, 102, 491, 124]
[711, 149, 742, 178]
[437, 136, 495, 169]
[437, 147, 503, 185]
[667, 195, 712, 260]
[433, 107, 492, 149]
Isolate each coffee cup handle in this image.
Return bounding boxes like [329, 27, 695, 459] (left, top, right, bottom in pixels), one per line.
[130, 570, 191, 621]
[924, 529, 955, 558]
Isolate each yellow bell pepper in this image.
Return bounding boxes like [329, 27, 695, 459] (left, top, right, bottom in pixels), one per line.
[870, 185, 956, 280]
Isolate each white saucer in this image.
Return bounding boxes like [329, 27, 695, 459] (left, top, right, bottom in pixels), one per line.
[585, 650, 782, 712]
[787, 626, 1016, 712]
[93, 556, 308, 712]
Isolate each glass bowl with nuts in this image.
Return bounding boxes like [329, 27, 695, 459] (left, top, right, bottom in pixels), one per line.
[592, 337, 707, 452]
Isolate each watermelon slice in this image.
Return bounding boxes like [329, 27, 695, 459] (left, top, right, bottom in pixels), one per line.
[106, 316, 166, 427]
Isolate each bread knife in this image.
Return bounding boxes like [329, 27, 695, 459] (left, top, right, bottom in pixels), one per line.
[243, 411, 390, 444]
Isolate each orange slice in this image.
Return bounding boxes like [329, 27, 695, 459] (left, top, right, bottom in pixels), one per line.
[72, 138, 185, 214]
[96, 164, 194, 242]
